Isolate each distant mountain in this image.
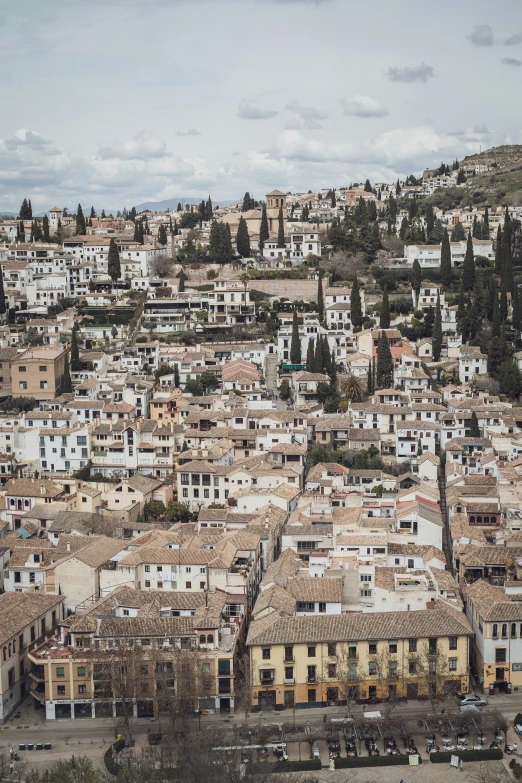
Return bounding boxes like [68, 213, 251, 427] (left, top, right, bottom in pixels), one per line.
[134, 197, 237, 212]
[0, 212, 17, 218]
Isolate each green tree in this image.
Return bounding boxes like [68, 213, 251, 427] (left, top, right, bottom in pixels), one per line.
[500, 360, 522, 399]
[185, 379, 203, 395]
[469, 411, 480, 437]
[500, 281, 508, 323]
[494, 225, 503, 274]
[277, 206, 285, 248]
[462, 233, 475, 291]
[491, 288, 501, 338]
[412, 259, 421, 304]
[206, 196, 213, 221]
[70, 327, 80, 371]
[279, 379, 290, 400]
[306, 338, 315, 371]
[350, 276, 363, 330]
[199, 370, 219, 393]
[379, 287, 390, 329]
[61, 354, 72, 394]
[440, 228, 452, 287]
[376, 331, 394, 389]
[0, 269, 6, 317]
[260, 204, 269, 248]
[339, 374, 364, 401]
[76, 203, 86, 235]
[236, 216, 251, 257]
[313, 333, 323, 373]
[143, 501, 166, 521]
[165, 501, 192, 524]
[432, 291, 443, 361]
[317, 272, 324, 324]
[178, 269, 187, 292]
[483, 205, 489, 239]
[487, 336, 503, 378]
[42, 215, 50, 242]
[513, 284, 522, 333]
[367, 363, 373, 395]
[451, 222, 465, 241]
[157, 223, 167, 245]
[290, 309, 302, 364]
[242, 192, 254, 211]
[107, 238, 121, 282]
[90, 206, 96, 219]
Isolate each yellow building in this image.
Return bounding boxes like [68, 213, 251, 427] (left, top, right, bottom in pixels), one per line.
[11, 346, 67, 401]
[247, 606, 471, 710]
[465, 578, 522, 693]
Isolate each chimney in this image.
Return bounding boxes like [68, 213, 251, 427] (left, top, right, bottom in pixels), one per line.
[66, 542, 71, 552]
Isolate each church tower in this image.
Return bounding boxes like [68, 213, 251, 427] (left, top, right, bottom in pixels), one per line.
[265, 190, 287, 235]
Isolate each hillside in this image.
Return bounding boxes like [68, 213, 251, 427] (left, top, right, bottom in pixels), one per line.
[429, 145, 522, 209]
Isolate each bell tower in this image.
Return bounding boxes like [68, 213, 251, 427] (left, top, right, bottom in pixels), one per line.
[265, 190, 287, 234]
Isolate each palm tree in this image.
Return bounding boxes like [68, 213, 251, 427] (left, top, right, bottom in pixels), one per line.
[239, 272, 250, 318]
[339, 374, 364, 402]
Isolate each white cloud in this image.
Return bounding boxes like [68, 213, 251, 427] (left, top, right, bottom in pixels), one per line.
[385, 63, 436, 83]
[340, 94, 388, 118]
[467, 24, 494, 46]
[505, 31, 522, 46]
[502, 57, 522, 66]
[238, 100, 278, 120]
[97, 131, 169, 160]
[175, 128, 201, 136]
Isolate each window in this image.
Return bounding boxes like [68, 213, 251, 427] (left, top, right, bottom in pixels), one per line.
[285, 666, 293, 680]
[328, 663, 336, 678]
[495, 648, 507, 663]
[40, 381, 48, 390]
[318, 602, 326, 613]
[19, 366, 26, 372]
[308, 688, 316, 702]
[186, 582, 191, 589]
[368, 661, 377, 676]
[389, 641, 398, 654]
[449, 636, 457, 650]
[284, 645, 294, 661]
[512, 623, 517, 638]
[262, 647, 270, 660]
[408, 639, 417, 653]
[19, 381, 27, 390]
[493, 623, 498, 638]
[57, 685, 66, 695]
[78, 685, 86, 694]
[368, 642, 377, 655]
[502, 624, 508, 638]
[39, 366, 46, 372]
[327, 643, 336, 657]
[307, 665, 316, 682]
[449, 658, 457, 671]
[408, 660, 416, 674]
[56, 667, 65, 677]
[308, 645, 316, 658]
[145, 565, 150, 572]
[388, 661, 397, 677]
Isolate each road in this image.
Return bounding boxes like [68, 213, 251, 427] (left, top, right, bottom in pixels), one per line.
[2, 691, 522, 749]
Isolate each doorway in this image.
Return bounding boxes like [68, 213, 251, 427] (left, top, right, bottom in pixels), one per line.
[259, 691, 275, 710]
[284, 691, 294, 709]
[327, 687, 338, 706]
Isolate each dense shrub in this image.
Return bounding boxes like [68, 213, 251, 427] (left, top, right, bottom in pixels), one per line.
[335, 755, 413, 768]
[104, 740, 125, 776]
[430, 749, 503, 763]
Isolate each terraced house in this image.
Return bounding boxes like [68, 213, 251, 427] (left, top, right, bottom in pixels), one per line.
[247, 606, 471, 710]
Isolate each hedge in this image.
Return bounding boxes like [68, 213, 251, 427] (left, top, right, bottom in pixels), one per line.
[252, 760, 321, 774]
[335, 755, 412, 768]
[430, 749, 503, 764]
[104, 739, 126, 776]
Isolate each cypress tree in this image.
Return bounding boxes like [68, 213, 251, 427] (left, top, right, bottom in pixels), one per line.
[157, 224, 167, 245]
[376, 331, 394, 390]
[487, 275, 496, 320]
[483, 206, 489, 239]
[412, 259, 421, 306]
[19, 199, 28, 220]
[495, 226, 502, 275]
[451, 222, 465, 241]
[350, 277, 363, 330]
[174, 365, 180, 387]
[502, 226, 514, 294]
[500, 281, 508, 324]
[62, 354, 72, 394]
[462, 233, 475, 292]
[107, 238, 121, 282]
[440, 228, 452, 287]
[236, 216, 251, 257]
[457, 283, 466, 335]
[277, 206, 285, 248]
[306, 338, 315, 371]
[500, 359, 522, 399]
[487, 336, 503, 379]
[432, 291, 443, 362]
[367, 362, 373, 395]
[322, 336, 332, 375]
[380, 287, 390, 329]
[472, 215, 479, 238]
[225, 224, 233, 262]
[70, 327, 80, 371]
[513, 285, 522, 333]
[317, 272, 324, 324]
[0, 268, 6, 317]
[133, 220, 140, 243]
[76, 204, 86, 235]
[27, 199, 33, 219]
[491, 289, 501, 338]
[138, 220, 144, 244]
[330, 349, 337, 389]
[206, 196, 213, 221]
[178, 270, 186, 292]
[470, 411, 480, 437]
[260, 205, 269, 243]
[372, 356, 376, 393]
[42, 215, 50, 242]
[90, 206, 96, 219]
[313, 334, 323, 373]
[101, 210, 106, 219]
[290, 310, 301, 364]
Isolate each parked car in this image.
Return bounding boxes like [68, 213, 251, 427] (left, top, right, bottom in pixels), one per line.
[458, 693, 488, 707]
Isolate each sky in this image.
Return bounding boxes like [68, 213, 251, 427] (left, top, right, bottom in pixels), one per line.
[1, 0, 522, 212]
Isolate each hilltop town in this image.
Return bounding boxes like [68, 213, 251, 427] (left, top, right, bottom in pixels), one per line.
[1, 154, 522, 776]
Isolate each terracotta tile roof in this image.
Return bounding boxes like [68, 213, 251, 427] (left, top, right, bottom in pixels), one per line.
[0, 592, 64, 646]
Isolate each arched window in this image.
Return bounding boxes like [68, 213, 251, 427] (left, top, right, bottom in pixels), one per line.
[477, 516, 482, 524]
[502, 624, 508, 638]
[207, 634, 214, 645]
[8, 643, 11, 657]
[2, 647, 6, 662]
[493, 624, 498, 638]
[484, 516, 490, 524]
[470, 516, 475, 523]
[199, 635, 205, 645]
[512, 623, 517, 638]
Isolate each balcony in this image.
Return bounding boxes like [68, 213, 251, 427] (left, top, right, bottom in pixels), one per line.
[307, 675, 317, 683]
[283, 678, 295, 684]
[260, 678, 274, 687]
